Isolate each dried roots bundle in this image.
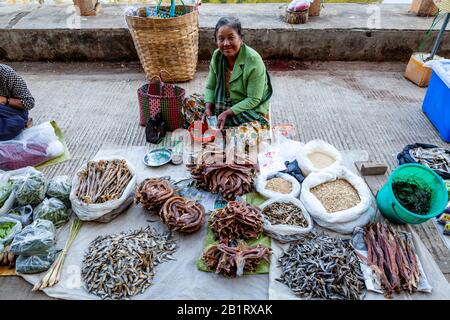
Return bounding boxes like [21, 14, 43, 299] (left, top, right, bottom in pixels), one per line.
[0, 245, 16, 268]
[364, 222, 420, 298]
[210, 201, 263, 243]
[75, 159, 133, 204]
[188, 162, 257, 200]
[135, 178, 174, 211]
[203, 241, 271, 277]
[160, 196, 205, 233]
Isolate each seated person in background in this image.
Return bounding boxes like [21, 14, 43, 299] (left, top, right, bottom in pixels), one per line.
[0, 64, 35, 141]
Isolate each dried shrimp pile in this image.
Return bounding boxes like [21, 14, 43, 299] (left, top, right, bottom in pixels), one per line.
[135, 178, 174, 211]
[188, 162, 258, 200]
[210, 201, 263, 244]
[160, 196, 205, 233]
[203, 241, 271, 277]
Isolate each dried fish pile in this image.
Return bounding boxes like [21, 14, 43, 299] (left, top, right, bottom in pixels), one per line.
[364, 223, 420, 297]
[187, 162, 258, 200]
[210, 201, 263, 244]
[262, 202, 307, 227]
[160, 196, 205, 233]
[135, 178, 174, 211]
[410, 147, 450, 174]
[265, 177, 292, 194]
[82, 227, 177, 300]
[203, 241, 271, 277]
[277, 234, 365, 300]
[311, 179, 361, 213]
[75, 159, 133, 204]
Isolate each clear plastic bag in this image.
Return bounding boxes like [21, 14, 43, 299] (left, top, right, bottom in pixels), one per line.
[4, 205, 33, 226]
[16, 250, 58, 274]
[10, 168, 47, 207]
[0, 216, 22, 252]
[9, 219, 56, 256]
[0, 122, 64, 171]
[0, 180, 13, 209]
[46, 175, 72, 208]
[33, 198, 69, 228]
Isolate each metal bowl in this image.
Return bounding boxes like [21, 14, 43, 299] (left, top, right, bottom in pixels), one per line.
[143, 148, 173, 167]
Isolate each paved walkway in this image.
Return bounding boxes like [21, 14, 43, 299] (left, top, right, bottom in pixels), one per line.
[0, 61, 448, 299]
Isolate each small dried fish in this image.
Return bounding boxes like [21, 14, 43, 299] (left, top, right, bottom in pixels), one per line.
[277, 233, 365, 300]
[81, 227, 177, 300]
[262, 202, 307, 227]
[410, 147, 450, 174]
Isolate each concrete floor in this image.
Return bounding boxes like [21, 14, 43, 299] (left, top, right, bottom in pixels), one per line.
[0, 61, 449, 299]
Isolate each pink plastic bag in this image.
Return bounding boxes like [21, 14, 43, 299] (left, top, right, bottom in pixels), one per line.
[0, 122, 64, 171]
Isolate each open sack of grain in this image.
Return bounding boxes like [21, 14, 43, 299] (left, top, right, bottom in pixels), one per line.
[259, 196, 313, 243]
[256, 172, 301, 199]
[300, 166, 375, 234]
[70, 157, 137, 223]
[297, 140, 343, 176]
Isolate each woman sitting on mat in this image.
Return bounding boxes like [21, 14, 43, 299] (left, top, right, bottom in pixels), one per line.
[184, 16, 272, 143]
[0, 64, 35, 141]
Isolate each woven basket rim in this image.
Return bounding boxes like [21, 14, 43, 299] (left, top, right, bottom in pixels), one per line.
[139, 84, 186, 99]
[125, 5, 197, 21]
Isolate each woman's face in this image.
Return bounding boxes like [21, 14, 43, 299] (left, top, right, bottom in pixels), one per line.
[216, 25, 242, 59]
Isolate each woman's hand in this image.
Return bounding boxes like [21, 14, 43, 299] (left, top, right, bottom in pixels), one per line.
[202, 103, 214, 123]
[217, 109, 234, 130]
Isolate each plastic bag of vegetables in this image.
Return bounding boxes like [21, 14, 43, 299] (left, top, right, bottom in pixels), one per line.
[0, 175, 15, 215]
[5, 205, 33, 226]
[15, 250, 58, 274]
[10, 219, 56, 256]
[0, 216, 22, 252]
[46, 175, 71, 208]
[33, 198, 69, 228]
[10, 168, 47, 207]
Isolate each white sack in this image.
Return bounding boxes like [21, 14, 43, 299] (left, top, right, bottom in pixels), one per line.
[300, 166, 374, 234]
[297, 140, 342, 176]
[70, 156, 137, 222]
[256, 172, 301, 199]
[259, 196, 313, 243]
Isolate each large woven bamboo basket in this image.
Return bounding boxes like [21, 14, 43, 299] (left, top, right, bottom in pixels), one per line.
[126, 6, 199, 82]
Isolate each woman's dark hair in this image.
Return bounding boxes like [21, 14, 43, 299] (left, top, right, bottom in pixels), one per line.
[214, 16, 243, 42]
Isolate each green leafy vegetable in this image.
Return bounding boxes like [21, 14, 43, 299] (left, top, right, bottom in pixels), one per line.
[0, 221, 16, 239]
[393, 180, 431, 215]
[33, 198, 69, 228]
[12, 171, 47, 207]
[0, 180, 13, 208]
[46, 175, 72, 208]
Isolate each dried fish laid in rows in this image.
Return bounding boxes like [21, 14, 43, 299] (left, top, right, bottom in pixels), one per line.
[203, 241, 271, 277]
[310, 179, 361, 213]
[160, 196, 205, 233]
[210, 201, 263, 244]
[364, 223, 420, 298]
[187, 161, 258, 200]
[135, 178, 174, 211]
[262, 202, 307, 227]
[82, 227, 177, 300]
[410, 147, 450, 174]
[277, 234, 365, 300]
[75, 159, 133, 204]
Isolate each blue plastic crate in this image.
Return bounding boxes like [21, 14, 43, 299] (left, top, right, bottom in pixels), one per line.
[423, 60, 450, 142]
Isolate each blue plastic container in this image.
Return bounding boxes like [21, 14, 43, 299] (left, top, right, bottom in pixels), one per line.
[423, 60, 450, 142]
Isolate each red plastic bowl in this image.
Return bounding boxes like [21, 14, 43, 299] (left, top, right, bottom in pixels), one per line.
[188, 121, 218, 143]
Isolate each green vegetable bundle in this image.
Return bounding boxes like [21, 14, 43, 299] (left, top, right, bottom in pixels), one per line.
[0, 180, 13, 208]
[10, 219, 56, 256]
[46, 176, 72, 208]
[12, 171, 47, 207]
[33, 198, 69, 228]
[0, 222, 16, 239]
